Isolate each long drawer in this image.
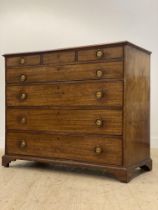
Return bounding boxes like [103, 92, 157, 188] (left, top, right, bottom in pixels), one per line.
[7, 81, 123, 107]
[7, 132, 122, 166]
[7, 109, 122, 135]
[7, 61, 123, 83]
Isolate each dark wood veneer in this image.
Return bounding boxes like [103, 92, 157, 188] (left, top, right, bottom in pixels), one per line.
[2, 41, 152, 182]
[7, 109, 122, 135]
[43, 51, 75, 64]
[6, 132, 122, 166]
[7, 61, 123, 83]
[6, 55, 40, 67]
[7, 81, 123, 107]
[123, 45, 151, 166]
[78, 46, 123, 61]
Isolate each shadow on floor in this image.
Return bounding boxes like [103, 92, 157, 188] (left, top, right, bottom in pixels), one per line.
[9, 160, 150, 183]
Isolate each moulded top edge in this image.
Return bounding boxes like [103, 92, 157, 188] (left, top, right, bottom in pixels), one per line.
[3, 41, 151, 57]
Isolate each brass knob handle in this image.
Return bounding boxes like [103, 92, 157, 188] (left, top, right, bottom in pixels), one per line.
[19, 92, 27, 100]
[20, 58, 25, 65]
[19, 74, 27, 82]
[96, 119, 103, 127]
[96, 70, 103, 78]
[20, 117, 27, 124]
[96, 91, 103, 99]
[19, 140, 27, 149]
[96, 50, 104, 58]
[95, 146, 102, 154]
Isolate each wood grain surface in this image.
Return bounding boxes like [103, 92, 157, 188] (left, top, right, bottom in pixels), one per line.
[3, 42, 152, 182]
[7, 109, 122, 135]
[6, 132, 122, 166]
[7, 61, 123, 83]
[6, 55, 41, 67]
[123, 45, 151, 166]
[78, 46, 123, 61]
[7, 81, 123, 107]
[43, 51, 75, 64]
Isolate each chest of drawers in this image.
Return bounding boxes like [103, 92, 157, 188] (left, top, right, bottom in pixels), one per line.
[2, 41, 152, 182]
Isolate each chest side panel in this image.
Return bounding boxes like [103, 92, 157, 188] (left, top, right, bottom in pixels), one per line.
[123, 45, 150, 167]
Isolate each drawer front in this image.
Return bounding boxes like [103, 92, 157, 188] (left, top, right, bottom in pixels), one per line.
[7, 62, 123, 84]
[7, 109, 122, 135]
[6, 55, 40, 67]
[7, 132, 122, 166]
[43, 51, 75, 64]
[7, 81, 123, 107]
[78, 46, 123, 61]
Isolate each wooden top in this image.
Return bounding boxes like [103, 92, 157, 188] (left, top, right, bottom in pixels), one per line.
[3, 41, 151, 57]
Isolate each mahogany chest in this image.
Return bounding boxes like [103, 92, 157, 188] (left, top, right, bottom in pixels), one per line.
[2, 41, 152, 182]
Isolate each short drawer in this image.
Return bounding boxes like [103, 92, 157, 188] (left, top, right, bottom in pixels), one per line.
[78, 46, 123, 61]
[6, 55, 41, 67]
[7, 81, 123, 107]
[7, 132, 122, 166]
[7, 61, 123, 83]
[7, 109, 122, 135]
[43, 51, 75, 64]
